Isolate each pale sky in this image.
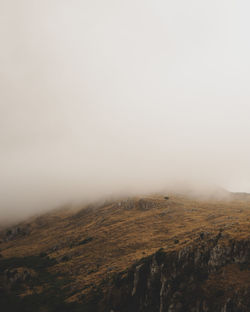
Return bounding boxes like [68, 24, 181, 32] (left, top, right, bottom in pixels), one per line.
[1, 1, 250, 221]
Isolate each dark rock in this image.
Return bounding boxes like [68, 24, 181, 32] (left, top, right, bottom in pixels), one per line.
[61, 255, 71, 262]
[200, 232, 205, 239]
[51, 245, 60, 252]
[4, 225, 30, 242]
[4, 267, 36, 286]
[103, 237, 250, 312]
[78, 237, 93, 246]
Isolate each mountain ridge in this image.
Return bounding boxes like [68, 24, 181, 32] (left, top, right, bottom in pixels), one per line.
[0, 192, 249, 311]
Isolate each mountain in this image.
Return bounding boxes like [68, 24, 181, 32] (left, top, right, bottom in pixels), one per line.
[0, 192, 249, 311]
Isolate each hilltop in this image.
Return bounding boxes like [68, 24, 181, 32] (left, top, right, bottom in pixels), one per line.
[0, 192, 249, 311]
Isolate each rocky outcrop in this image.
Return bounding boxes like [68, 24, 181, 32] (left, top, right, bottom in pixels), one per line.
[4, 267, 37, 288]
[3, 225, 30, 242]
[103, 234, 250, 312]
[119, 199, 155, 211]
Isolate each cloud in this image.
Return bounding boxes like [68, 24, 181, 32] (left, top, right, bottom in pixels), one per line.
[1, 0, 250, 222]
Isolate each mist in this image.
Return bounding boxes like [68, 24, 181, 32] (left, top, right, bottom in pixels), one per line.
[1, 0, 250, 222]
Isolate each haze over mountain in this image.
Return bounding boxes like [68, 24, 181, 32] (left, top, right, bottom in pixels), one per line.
[1, 0, 250, 222]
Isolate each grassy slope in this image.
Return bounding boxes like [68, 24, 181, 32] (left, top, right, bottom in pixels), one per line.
[0, 192, 249, 305]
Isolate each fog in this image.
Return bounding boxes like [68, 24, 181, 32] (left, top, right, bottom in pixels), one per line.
[1, 0, 250, 222]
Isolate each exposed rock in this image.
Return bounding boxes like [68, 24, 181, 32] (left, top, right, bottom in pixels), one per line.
[77, 237, 93, 246]
[138, 199, 154, 211]
[60, 255, 71, 262]
[103, 235, 250, 312]
[122, 200, 136, 210]
[4, 267, 37, 287]
[120, 199, 155, 211]
[51, 244, 60, 252]
[3, 225, 30, 242]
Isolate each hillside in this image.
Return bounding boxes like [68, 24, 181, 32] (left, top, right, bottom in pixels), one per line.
[0, 192, 249, 311]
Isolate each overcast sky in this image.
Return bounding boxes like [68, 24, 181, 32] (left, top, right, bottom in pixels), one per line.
[1, 0, 250, 221]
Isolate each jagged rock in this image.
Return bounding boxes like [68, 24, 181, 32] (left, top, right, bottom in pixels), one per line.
[4, 267, 36, 286]
[103, 237, 250, 312]
[122, 200, 136, 210]
[4, 225, 30, 242]
[138, 199, 154, 211]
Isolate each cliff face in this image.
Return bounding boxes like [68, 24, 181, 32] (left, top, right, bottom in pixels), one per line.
[105, 234, 250, 312]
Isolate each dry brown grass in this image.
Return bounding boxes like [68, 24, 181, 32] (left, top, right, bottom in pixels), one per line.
[0, 192, 249, 301]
